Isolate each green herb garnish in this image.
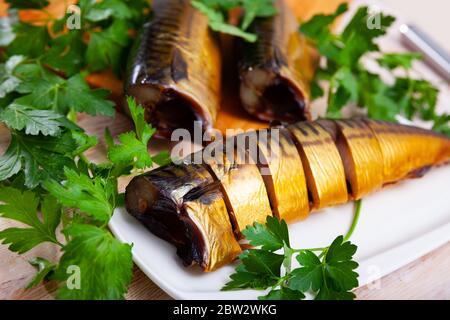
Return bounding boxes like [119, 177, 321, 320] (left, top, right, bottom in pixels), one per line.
[300, 3, 449, 136]
[223, 200, 362, 300]
[0, 1, 170, 300]
[191, 0, 277, 42]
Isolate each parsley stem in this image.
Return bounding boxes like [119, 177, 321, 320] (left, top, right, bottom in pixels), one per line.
[344, 199, 362, 242]
[283, 245, 293, 275]
[293, 247, 325, 253]
[291, 200, 362, 255]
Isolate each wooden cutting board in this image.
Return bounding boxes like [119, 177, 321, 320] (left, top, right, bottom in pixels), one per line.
[0, 0, 449, 300]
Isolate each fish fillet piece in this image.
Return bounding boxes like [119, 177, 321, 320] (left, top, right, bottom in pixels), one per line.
[202, 140, 273, 236]
[183, 187, 242, 271]
[126, 0, 221, 138]
[288, 122, 348, 209]
[238, 0, 315, 122]
[365, 119, 450, 183]
[319, 119, 384, 199]
[255, 127, 309, 222]
[125, 163, 240, 271]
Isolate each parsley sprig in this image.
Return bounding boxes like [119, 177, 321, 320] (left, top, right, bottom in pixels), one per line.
[223, 200, 362, 300]
[191, 0, 277, 42]
[301, 4, 449, 136]
[0, 1, 171, 299]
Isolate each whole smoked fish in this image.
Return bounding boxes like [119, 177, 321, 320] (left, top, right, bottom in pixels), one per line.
[238, 0, 315, 122]
[126, 0, 222, 138]
[126, 118, 450, 271]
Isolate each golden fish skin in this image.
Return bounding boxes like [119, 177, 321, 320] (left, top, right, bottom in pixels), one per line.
[288, 122, 348, 209]
[183, 188, 242, 272]
[125, 163, 240, 272]
[319, 119, 384, 200]
[365, 119, 450, 184]
[125, 118, 450, 271]
[202, 142, 273, 235]
[256, 128, 310, 222]
[126, 0, 221, 138]
[239, 0, 315, 122]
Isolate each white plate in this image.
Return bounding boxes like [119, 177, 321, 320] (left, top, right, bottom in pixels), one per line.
[110, 0, 450, 300]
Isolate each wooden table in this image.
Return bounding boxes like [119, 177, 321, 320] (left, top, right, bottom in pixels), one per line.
[0, 0, 449, 300]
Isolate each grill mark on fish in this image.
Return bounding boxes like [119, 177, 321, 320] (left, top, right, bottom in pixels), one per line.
[305, 123, 320, 135]
[171, 48, 188, 82]
[300, 137, 334, 147]
[297, 125, 308, 136]
[344, 132, 374, 140]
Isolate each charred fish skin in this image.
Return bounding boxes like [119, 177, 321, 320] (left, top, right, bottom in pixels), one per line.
[125, 119, 450, 271]
[238, 0, 315, 123]
[126, 0, 222, 138]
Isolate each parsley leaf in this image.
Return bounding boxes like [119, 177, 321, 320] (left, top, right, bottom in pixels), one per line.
[301, 5, 448, 135]
[0, 189, 61, 253]
[41, 32, 86, 77]
[85, 0, 134, 22]
[59, 74, 116, 117]
[191, 0, 278, 42]
[54, 224, 133, 300]
[0, 132, 77, 188]
[288, 250, 323, 292]
[289, 236, 359, 300]
[44, 168, 115, 224]
[224, 203, 361, 300]
[377, 52, 423, 70]
[0, 55, 25, 98]
[13, 69, 115, 117]
[85, 19, 130, 73]
[7, 23, 49, 58]
[240, 0, 278, 30]
[222, 251, 284, 291]
[0, 103, 64, 136]
[242, 215, 289, 251]
[0, 0, 153, 300]
[108, 97, 170, 169]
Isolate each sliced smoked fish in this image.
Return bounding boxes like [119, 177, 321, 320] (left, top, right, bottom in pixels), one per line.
[126, 118, 450, 271]
[125, 163, 240, 271]
[201, 139, 273, 235]
[288, 122, 348, 209]
[364, 119, 450, 183]
[318, 119, 384, 199]
[238, 0, 315, 122]
[255, 127, 309, 222]
[126, 0, 221, 138]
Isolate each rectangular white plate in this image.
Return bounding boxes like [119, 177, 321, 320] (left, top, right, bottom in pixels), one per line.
[109, 0, 450, 300]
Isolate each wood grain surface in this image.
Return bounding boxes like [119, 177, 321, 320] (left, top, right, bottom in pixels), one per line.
[0, 0, 449, 300]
